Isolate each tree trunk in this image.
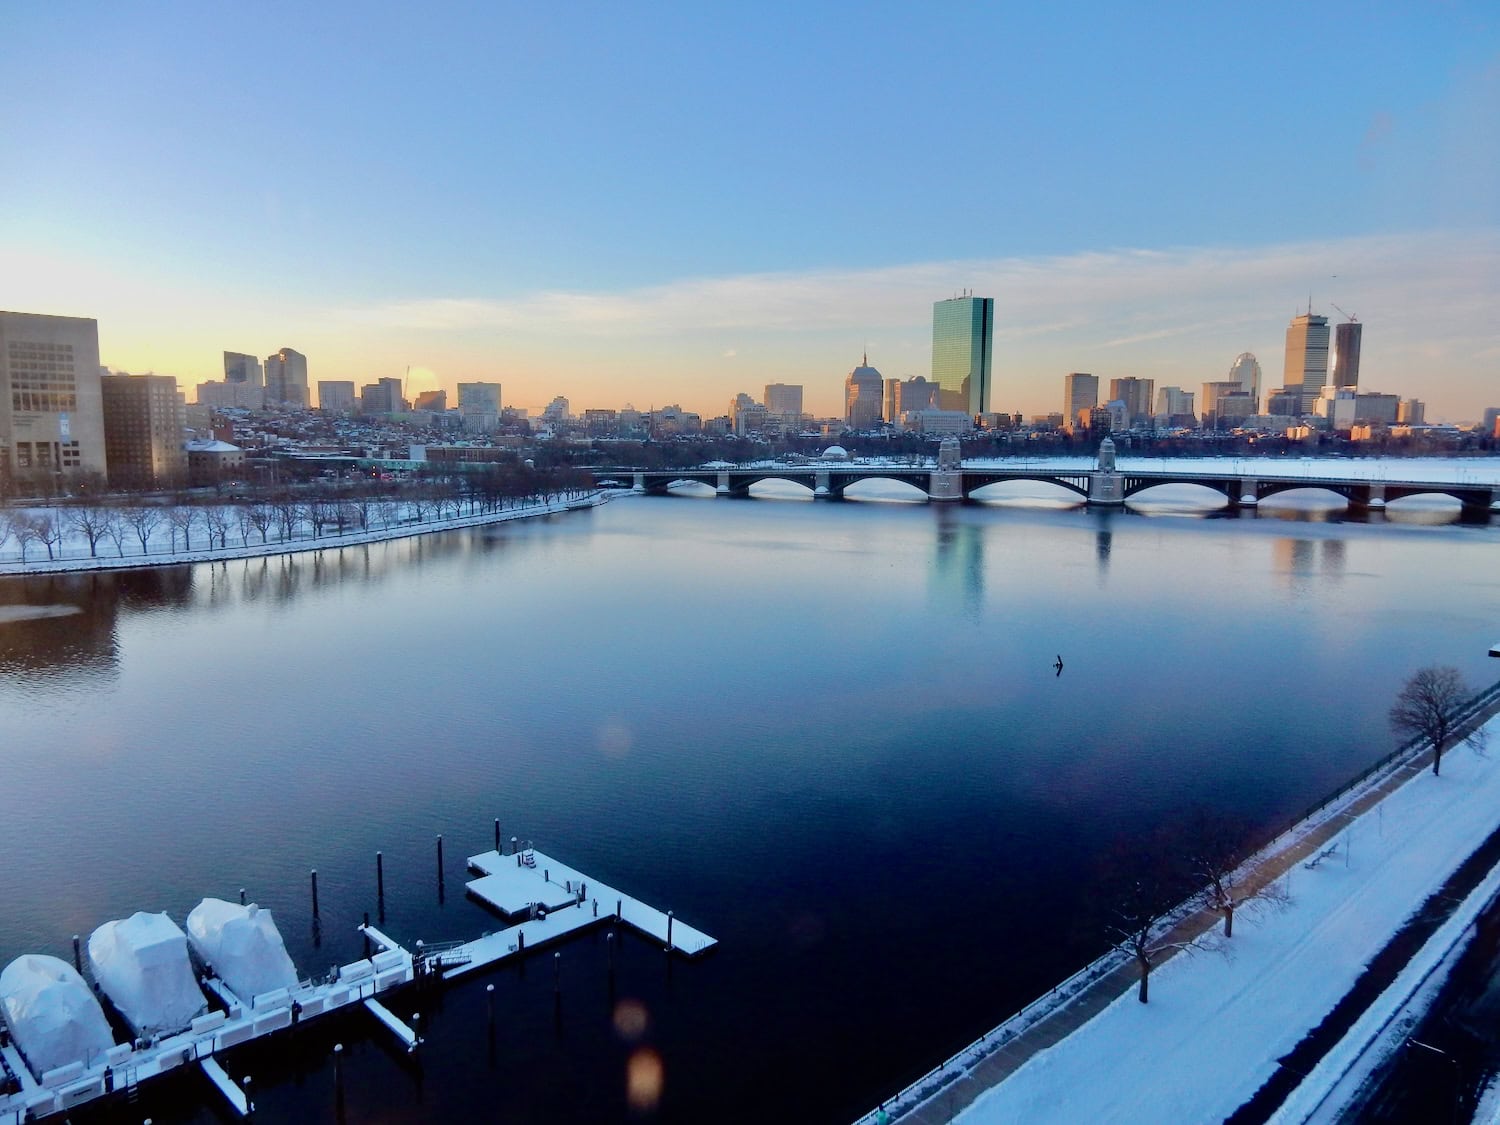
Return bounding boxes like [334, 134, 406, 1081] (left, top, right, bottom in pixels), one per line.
[1224, 903, 1235, 939]
[1137, 955, 1150, 1003]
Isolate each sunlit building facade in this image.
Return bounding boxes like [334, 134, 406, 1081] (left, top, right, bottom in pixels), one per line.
[1332, 321, 1362, 389]
[264, 347, 308, 407]
[931, 295, 994, 417]
[1282, 312, 1330, 413]
[100, 373, 186, 488]
[844, 355, 884, 430]
[0, 311, 107, 486]
[1228, 352, 1261, 412]
[1062, 373, 1098, 434]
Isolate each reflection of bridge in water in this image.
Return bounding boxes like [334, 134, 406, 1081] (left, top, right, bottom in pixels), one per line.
[609, 465, 1500, 514]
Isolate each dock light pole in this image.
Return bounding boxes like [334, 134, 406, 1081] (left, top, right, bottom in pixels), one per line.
[333, 1043, 344, 1109]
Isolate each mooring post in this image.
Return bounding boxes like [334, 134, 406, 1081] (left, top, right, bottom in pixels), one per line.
[436, 835, 444, 882]
[486, 983, 494, 1025]
[517, 930, 525, 953]
[593, 899, 598, 917]
[333, 1043, 344, 1106]
[616, 899, 622, 920]
[310, 870, 320, 918]
[376, 851, 385, 900]
[554, 951, 561, 994]
[239, 888, 247, 906]
[607, 931, 614, 973]
[666, 910, 674, 951]
[72, 935, 81, 973]
[544, 868, 549, 884]
[494, 819, 500, 853]
[511, 836, 518, 860]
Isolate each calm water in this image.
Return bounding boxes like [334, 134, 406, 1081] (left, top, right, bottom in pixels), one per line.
[3, 486, 1499, 1123]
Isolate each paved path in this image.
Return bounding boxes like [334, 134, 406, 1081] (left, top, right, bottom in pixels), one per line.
[887, 698, 1500, 1125]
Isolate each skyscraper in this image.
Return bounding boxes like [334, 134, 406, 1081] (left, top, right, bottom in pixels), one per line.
[100, 373, 185, 488]
[1227, 352, 1261, 412]
[844, 355, 884, 430]
[763, 384, 803, 417]
[223, 351, 263, 389]
[1062, 373, 1099, 434]
[931, 295, 994, 417]
[0, 310, 108, 485]
[1108, 377, 1155, 427]
[264, 347, 308, 407]
[1332, 321, 1362, 389]
[1282, 312, 1330, 413]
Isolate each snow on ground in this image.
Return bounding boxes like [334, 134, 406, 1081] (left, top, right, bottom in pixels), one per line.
[956, 720, 1500, 1125]
[0, 493, 604, 576]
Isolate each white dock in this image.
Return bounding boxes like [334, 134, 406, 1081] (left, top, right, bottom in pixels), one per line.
[444, 847, 715, 979]
[200, 1057, 250, 1117]
[0, 924, 417, 1125]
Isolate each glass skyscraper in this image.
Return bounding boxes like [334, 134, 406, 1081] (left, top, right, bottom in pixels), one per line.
[931, 295, 994, 417]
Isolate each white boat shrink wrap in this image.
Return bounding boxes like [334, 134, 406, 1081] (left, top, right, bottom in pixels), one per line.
[87, 911, 207, 1037]
[0, 954, 116, 1076]
[185, 899, 298, 1002]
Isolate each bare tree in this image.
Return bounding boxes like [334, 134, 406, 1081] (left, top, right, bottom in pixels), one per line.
[121, 506, 164, 554]
[235, 506, 256, 547]
[1188, 812, 1289, 939]
[203, 506, 231, 549]
[10, 513, 40, 561]
[32, 512, 64, 559]
[1391, 666, 1486, 776]
[273, 498, 300, 542]
[1098, 834, 1212, 1003]
[167, 506, 200, 551]
[67, 506, 117, 558]
[0, 510, 13, 557]
[103, 511, 129, 557]
[246, 504, 274, 544]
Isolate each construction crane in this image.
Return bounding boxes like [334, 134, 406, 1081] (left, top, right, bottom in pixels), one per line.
[1331, 302, 1359, 323]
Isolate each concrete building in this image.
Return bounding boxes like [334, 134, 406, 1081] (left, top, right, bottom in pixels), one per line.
[195, 381, 263, 410]
[185, 438, 245, 486]
[1108, 377, 1155, 426]
[902, 409, 973, 435]
[0, 311, 107, 488]
[1153, 385, 1195, 425]
[764, 383, 803, 417]
[457, 382, 502, 432]
[1201, 381, 1254, 429]
[361, 377, 405, 414]
[317, 380, 357, 413]
[1227, 352, 1262, 412]
[413, 389, 447, 413]
[1062, 373, 1098, 434]
[222, 352, 265, 409]
[931, 295, 994, 416]
[1282, 311, 1330, 413]
[1398, 399, 1424, 425]
[264, 348, 308, 407]
[1331, 321, 1362, 389]
[100, 373, 185, 488]
[844, 355, 884, 430]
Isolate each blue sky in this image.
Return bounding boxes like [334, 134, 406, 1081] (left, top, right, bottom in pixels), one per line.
[2, 2, 1497, 418]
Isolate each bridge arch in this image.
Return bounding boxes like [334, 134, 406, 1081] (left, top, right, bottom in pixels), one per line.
[841, 477, 929, 502]
[1122, 482, 1232, 511]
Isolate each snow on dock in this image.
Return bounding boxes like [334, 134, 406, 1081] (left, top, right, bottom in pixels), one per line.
[200, 1056, 250, 1117]
[444, 847, 715, 979]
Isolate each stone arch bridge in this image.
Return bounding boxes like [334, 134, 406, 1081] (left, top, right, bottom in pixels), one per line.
[601, 466, 1500, 514]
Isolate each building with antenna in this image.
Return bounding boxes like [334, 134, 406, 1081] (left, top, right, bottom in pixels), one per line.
[931, 294, 994, 417]
[844, 354, 884, 430]
[1282, 309, 1330, 413]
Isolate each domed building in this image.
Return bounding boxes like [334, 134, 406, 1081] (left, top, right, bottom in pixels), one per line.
[844, 354, 884, 431]
[821, 445, 850, 461]
[1228, 352, 1261, 412]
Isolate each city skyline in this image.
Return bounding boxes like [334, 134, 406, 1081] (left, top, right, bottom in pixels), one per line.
[2, 5, 1496, 420]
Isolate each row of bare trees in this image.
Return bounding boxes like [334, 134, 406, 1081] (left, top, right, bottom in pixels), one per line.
[0, 467, 598, 564]
[1100, 665, 1488, 1005]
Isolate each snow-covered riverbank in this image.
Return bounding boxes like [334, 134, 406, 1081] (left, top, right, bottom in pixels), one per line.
[0, 491, 607, 577]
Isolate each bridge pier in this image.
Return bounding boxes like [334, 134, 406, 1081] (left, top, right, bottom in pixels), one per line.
[716, 470, 731, 497]
[1237, 478, 1258, 507]
[928, 469, 963, 502]
[1086, 471, 1124, 507]
[632, 472, 646, 493]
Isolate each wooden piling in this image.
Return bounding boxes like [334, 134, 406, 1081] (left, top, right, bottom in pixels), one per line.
[310, 871, 319, 918]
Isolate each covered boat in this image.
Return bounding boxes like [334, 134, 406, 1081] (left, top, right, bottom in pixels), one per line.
[87, 912, 206, 1038]
[0, 954, 115, 1077]
[185, 898, 298, 1002]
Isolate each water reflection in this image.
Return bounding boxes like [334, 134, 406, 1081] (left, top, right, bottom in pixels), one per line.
[1274, 537, 1350, 593]
[930, 507, 984, 620]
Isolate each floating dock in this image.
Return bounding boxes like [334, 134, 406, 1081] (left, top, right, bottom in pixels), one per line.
[443, 847, 716, 979]
[0, 923, 415, 1125]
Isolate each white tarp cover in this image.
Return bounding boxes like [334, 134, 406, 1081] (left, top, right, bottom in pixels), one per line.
[0, 954, 115, 1076]
[87, 912, 206, 1037]
[185, 899, 298, 1002]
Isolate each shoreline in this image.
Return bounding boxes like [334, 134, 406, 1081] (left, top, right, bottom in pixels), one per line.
[0, 491, 607, 578]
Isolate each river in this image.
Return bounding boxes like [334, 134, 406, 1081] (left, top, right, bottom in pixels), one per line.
[2, 481, 1499, 1123]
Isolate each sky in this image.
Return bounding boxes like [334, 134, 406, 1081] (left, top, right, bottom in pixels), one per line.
[1, 2, 1497, 420]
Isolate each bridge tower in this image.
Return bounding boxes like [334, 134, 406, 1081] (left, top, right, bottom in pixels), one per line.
[929, 435, 963, 501]
[1087, 437, 1124, 506]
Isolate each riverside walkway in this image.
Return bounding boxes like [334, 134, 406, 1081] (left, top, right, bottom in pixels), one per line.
[858, 680, 1500, 1125]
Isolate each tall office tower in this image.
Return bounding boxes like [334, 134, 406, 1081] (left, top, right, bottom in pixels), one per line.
[883, 378, 900, 423]
[844, 354, 884, 429]
[100, 373, 186, 488]
[1201, 381, 1257, 429]
[1107, 377, 1155, 426]
[931, 295, 994, 416]
[1331, 321, 1362, 389]
[892, 376, 940, 418]
[1282, 311, 1330, 413]
[223, 351, 264, 389]
[264, 347, 308, 407]
[1154, 386, 1195, 422]
[457, 382, 502, 432]
[1061, 373, 1098, 434]
[1227, 352, 1262, 412]
[317, 380, 357, 413]
[1397, 399, 1424, 425]
[413, 389, 447, 412]
[360, 377, 405, 415]
[764, 383, 803, 417]
[0, 311, 107, 485]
